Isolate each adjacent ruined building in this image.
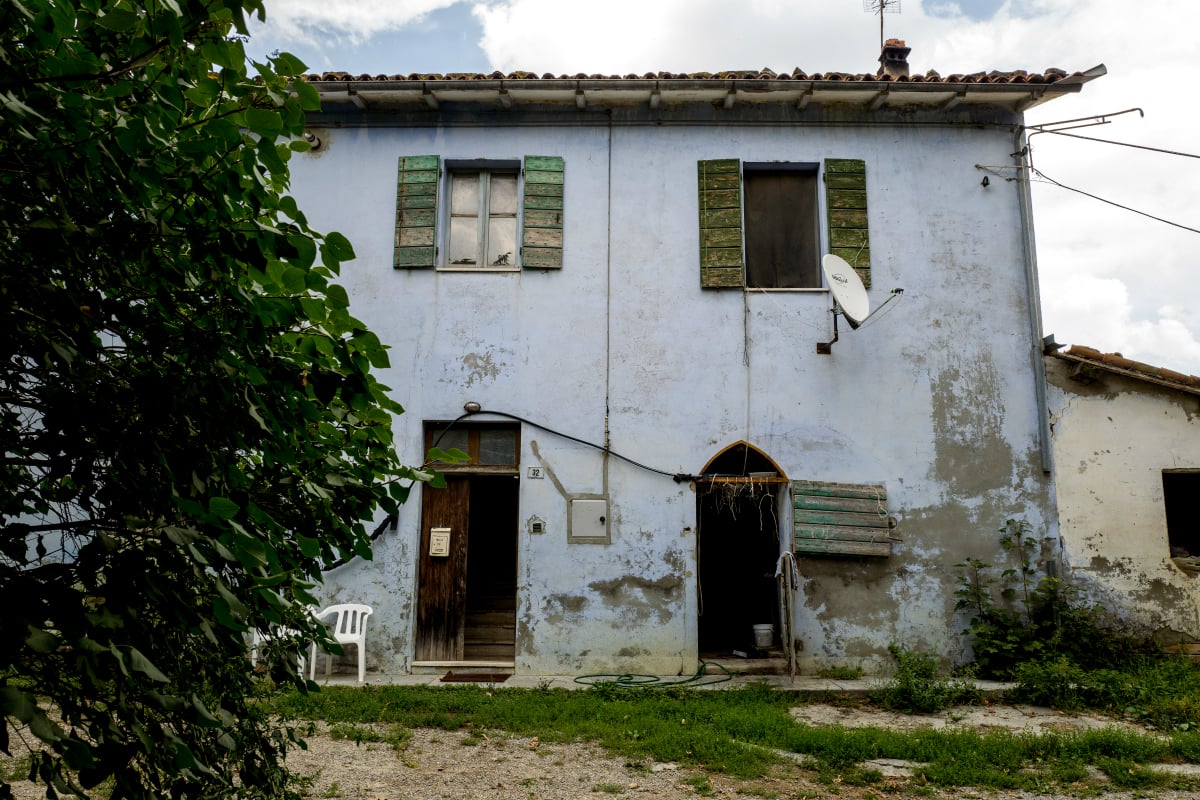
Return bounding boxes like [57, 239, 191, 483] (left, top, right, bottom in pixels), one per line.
[1046, 344, 1200, 646]
[287, 46, 1112, 676]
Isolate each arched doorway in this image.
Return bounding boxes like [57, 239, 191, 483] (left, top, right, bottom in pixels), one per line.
[696, 442, 789, 656]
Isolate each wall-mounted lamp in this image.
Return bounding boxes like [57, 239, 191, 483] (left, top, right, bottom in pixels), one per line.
[302, 131, 322, 151]
[463, 401, 482, 413]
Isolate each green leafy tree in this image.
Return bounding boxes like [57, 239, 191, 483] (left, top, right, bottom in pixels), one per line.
[0, 1, 424, 796]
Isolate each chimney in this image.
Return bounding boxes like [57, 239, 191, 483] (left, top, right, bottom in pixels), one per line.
[878, 38, 911, 79]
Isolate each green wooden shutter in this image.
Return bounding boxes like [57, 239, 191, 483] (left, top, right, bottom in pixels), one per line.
[824, 158, 871, 288]
[522, 155, 564, 268]
[395, 155, 440, 269]
[698, 159, 744, 288]
[792, 480, 892, 557]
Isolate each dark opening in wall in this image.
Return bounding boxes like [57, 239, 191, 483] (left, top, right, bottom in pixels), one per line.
[1164, 471, 1200, 557]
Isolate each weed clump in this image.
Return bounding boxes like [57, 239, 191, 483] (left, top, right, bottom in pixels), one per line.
[870, 645, 981, 713]
[956, 519, 1148, 679]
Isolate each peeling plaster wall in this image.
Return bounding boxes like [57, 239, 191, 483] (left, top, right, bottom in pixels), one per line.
[1045, 358, 1200, 637]
[287, 113, 1056, 675]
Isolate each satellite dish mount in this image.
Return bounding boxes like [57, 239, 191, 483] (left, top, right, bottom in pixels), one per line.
[817, 253, 902, 354]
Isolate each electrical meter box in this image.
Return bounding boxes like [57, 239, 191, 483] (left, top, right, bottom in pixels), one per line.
[569, 499, 608, 543]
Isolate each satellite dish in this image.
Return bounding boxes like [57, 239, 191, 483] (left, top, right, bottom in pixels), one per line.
[821, 254, 869, 330]
[816, 254, 902, 354]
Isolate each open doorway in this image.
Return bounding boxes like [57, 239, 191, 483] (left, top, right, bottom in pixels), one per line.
[696, 442, 789, 656]
[414, 423, 519, 663]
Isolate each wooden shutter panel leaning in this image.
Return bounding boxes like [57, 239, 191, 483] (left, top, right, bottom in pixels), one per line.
[698, 159, 744, 288]
[522, 155, 564, 268]
[792, 480, 893, 557]
[395, 155, 440, 269]
[824, 158, 871, 287]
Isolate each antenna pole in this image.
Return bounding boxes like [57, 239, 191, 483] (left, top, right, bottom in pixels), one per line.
[817, 309, 840, 355]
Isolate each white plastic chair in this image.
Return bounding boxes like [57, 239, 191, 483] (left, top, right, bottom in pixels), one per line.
[249, 627, 307, 676]
[309, 604, 372, 683]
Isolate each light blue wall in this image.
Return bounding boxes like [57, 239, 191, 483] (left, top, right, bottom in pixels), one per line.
[289, 114, 1056, 675]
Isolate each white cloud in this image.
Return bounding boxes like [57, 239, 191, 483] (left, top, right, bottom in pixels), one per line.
[255, 0, 460, 46]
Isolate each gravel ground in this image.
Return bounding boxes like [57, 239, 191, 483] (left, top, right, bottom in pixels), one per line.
[284, 705, 1200, 800]
[6, 705, 1200, 799]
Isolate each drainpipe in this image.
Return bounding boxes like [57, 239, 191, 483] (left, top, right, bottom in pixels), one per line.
[603, 112, 613, 494]
[1013, 124, 1054, 474]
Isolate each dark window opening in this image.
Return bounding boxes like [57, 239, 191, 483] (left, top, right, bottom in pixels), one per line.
[743, 165, 820, 289]
[1164, 471, 1200, 557]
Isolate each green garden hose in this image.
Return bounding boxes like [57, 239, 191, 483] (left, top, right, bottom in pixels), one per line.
[573, 660, 733, 688]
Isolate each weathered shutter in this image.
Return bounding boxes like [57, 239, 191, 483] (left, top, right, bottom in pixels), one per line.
[792, 480, 893, 557]
[395, 155, 440, 269]
[698, 159, 744, 288]
[522, 155, 564, 268]
[824, 158, 871, 287]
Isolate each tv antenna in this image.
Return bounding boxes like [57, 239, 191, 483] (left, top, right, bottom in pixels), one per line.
[864, 0, 901, 49]
[816, 254, 903, 354]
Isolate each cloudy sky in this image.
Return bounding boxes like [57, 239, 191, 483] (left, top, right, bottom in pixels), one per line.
[247, 0, 1200, 375]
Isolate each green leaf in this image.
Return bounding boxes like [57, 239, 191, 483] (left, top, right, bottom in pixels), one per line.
[293, 78, 320, 111]
[322, 231, 355, 262]
[272, 52, 308, 77]
[208, 497, 240, 520]
[25, 626, 58, 653]
[95, 9, 139, 31]
[326, 283, 350, 309]
[128, 648, 169, 682]
[245, 107, 284, 137]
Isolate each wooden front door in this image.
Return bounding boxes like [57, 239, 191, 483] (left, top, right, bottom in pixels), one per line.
[415, 477, 471, 661]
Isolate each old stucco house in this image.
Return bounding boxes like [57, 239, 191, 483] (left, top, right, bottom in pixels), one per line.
[1045, 344, 1200, 646]
[287, 43, 1106, 677]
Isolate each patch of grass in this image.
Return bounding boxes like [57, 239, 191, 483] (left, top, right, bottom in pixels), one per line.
[591, 782, 624, 793]
[460, 733, 482, 746]
[683, 773, 714, 795]
[840, 766, 884, 786]
[816, 666, 863, 681]
[319, 780, 342, 798]
[327, 722, 413, 751]
[1095, 758, 1170, 789]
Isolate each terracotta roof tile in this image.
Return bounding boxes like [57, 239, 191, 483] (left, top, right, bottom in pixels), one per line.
[301, 67, 1085, 85]
[1052, 345, 1200, 395]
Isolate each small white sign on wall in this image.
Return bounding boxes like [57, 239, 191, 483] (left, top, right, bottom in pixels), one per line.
[527, 466, 545, 479]
[429, 527, 451, 557]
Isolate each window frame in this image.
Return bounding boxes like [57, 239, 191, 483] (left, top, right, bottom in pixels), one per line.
[442, 159, 522, 272]
[1164, 469, 1200, 559]
[741, 161, 823, 291]
[425, 421, 521, 476]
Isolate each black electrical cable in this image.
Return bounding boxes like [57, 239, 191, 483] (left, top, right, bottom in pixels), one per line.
[1030, 166, 1200, 236]
[456, 408, 697, 483]
[1032, 128, 1200, 161]
[321, 407, 705, 571]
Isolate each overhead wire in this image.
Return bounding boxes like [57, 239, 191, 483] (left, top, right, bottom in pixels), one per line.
[1028, 166, 1200, 236]
[1013, 111, 1200, 237]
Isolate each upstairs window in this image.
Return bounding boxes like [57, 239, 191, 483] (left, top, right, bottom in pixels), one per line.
[447, 166, 518, 268]
[395, 155, 564, 270]
[698, 158, 871, 290]
[742, 164, 821, 289]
